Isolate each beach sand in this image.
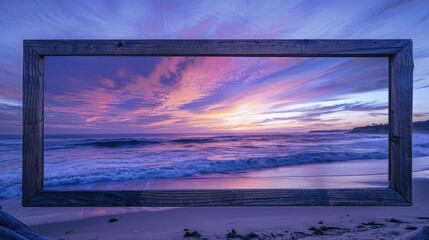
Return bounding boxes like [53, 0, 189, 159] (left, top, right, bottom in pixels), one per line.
[31, 178, 429, 239]
[2, 157, 429, 239]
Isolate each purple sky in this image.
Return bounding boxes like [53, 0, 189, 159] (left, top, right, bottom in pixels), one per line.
[44, 56, 388, 133]
[1, 0, 429, 134]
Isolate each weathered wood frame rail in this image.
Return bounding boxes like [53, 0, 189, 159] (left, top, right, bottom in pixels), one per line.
[22, 40, 413, 207]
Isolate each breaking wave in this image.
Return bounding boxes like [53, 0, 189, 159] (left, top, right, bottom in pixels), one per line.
[43, 151, 389, 187]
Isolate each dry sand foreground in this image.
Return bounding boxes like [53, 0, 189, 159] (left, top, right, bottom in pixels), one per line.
[29, 178, 429, 240]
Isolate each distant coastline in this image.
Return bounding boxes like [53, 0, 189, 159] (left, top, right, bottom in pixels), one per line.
[349, 120, 429, 134]
[308, 120, 429, 134]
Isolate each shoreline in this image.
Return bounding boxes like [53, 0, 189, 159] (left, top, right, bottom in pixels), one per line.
[44, 154, 429, 191]
[0, 156, 428, 239]
[30, 177, 429, 239]
[45, 158, 393, 191]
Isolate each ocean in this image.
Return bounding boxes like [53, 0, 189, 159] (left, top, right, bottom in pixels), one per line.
[1, 132, 429, 199]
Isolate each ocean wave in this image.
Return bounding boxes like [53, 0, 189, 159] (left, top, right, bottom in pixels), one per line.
[76, 137, 228, 148]
[74, 139, 163, 148]
[43, 151, 389, 187]
[170, 137, 217, 144]
[64, 136, 239, 148]
[3, 148, 429, 199]
[45, 134, 371, 150]
[417, 143, 429, 148]
[0, 183, 21, 199]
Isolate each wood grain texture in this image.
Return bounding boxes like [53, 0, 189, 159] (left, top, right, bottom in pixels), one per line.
[22, 43, 44, 206]
[25, 39, 409, 56]
[389, 40, 413, 203]
[25, 188, 409, 207]
[0, 209, 52, 240]
[21, 39, 413, 207]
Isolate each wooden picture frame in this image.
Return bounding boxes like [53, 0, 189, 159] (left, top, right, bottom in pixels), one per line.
[22, 40, 413, 206]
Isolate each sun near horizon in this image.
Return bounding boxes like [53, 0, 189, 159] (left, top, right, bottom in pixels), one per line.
[41, 56, 391, 135]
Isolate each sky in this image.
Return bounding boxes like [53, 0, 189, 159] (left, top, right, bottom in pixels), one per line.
[1, 0, 429, 134]
[44, 56, 388, 133]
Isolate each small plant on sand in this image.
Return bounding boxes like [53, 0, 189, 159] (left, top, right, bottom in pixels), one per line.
[361, 221, 386, 228]
[385, 218, 405, 223]
[309, 225, 349, 236]
[405, 226, 418, 230]
[245, 232, 260, 239]
[183, 229, 202, 238]
[226, 229, 239, 239]
[308, 226, 324, 236]
[226, 229, 261, 240]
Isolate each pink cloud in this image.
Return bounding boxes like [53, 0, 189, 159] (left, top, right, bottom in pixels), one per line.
[44, 57, 388, 133]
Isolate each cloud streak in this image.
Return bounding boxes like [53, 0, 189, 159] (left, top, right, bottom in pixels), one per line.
[41, 56, 389, 133]
[1, 0, 429, 133]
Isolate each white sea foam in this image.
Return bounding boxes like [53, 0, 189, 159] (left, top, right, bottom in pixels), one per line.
[1, 133, 429, 199]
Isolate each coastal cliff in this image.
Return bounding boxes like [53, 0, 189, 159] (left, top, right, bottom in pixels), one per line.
[349, 120, 429, 134]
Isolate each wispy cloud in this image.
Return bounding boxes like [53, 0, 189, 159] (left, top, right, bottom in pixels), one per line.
[40, 56, 390, 133]
[1, 0, 429, 133]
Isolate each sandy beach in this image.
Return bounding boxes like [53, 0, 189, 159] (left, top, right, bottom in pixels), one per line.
[1, 157, 427, 239]
[30, 178, 429, 239]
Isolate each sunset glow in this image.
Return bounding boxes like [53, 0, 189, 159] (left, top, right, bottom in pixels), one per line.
[44, 56, 388, 133]
[1, 0, 429, 134]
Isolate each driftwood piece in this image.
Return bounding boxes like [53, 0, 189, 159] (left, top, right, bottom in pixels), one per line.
[0, 208, 51, 240]
[0, 226, 29, 240]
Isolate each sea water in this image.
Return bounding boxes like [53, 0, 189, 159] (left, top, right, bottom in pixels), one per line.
[1, 132, 429, 199]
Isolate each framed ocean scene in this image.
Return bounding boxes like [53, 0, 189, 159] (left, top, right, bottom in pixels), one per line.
[21, 40, 414, 206]
[43, 56, 390, 190]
